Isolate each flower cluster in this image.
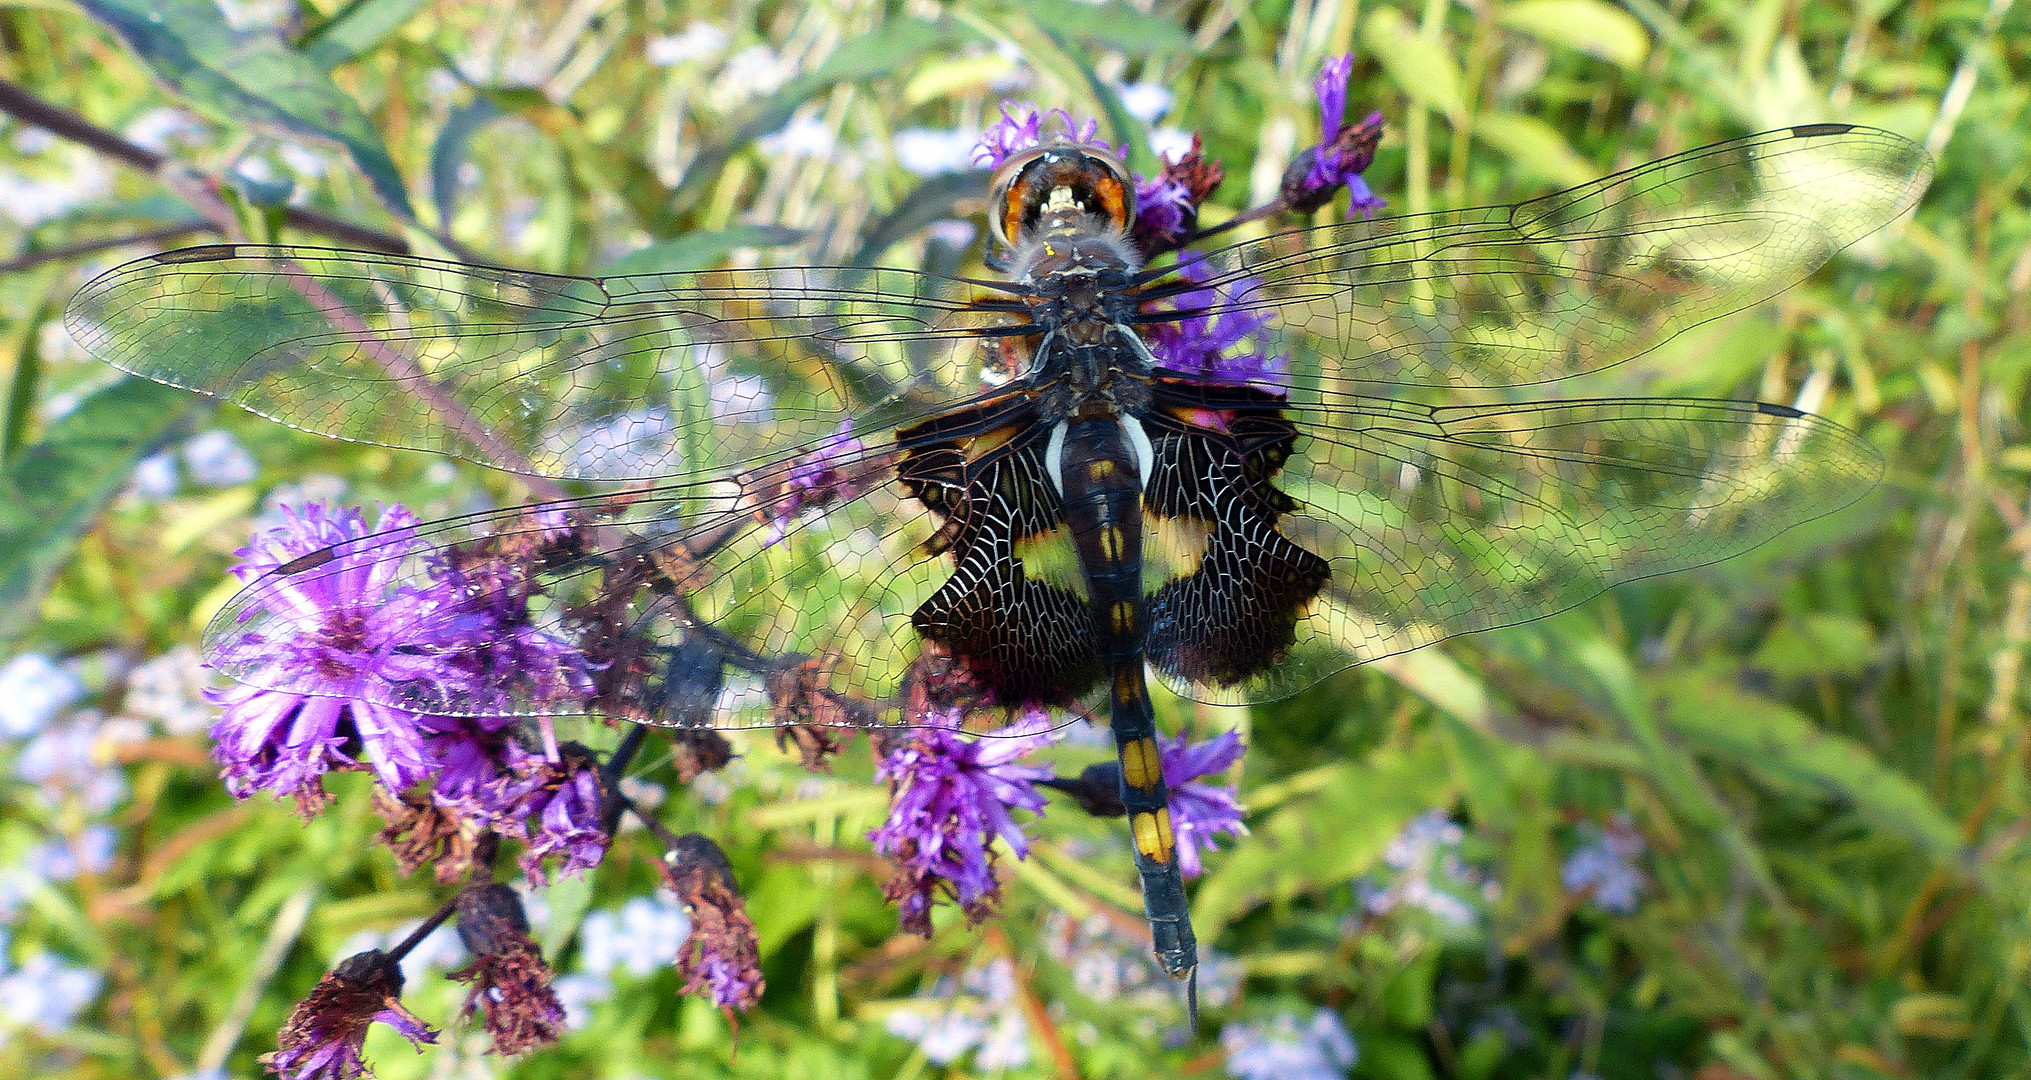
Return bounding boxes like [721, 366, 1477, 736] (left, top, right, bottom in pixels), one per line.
[1352, 809, 1499, 929]
[1220, 1009, 1359, 1080]
[1560, 815, 1647, 914]
[867, 708, 1061, 934]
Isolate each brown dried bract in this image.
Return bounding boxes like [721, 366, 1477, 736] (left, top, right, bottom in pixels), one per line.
[375, 788, 485, 885]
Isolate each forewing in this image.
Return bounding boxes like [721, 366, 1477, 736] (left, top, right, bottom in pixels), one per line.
[1182, 125, 1931, 389]
[1146, 393, 1882, 704]
[64, 245, 1024, 481]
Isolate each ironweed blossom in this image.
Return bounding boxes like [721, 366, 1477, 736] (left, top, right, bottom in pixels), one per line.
[262, 950, 436, 1080]
[972, 102, 1112, 168]
[1144, 255, 1288, 391]
[867, 708, 1060, 934]
[449, 884, 566, 1055]
[1160, 729, 1249, 878]
[1283, 54, 1385, 217]
[206, 503, 438, 811]
[659, 833, 765, 1011]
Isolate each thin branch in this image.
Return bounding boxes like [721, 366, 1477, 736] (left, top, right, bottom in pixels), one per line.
[0, 222, 212, 275]
[0, 78, 410, 254]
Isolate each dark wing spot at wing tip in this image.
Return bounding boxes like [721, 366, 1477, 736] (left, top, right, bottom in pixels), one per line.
[277, 549, 336, 575]
[153, 244, 240, 265]
[1755, 401, 1806, 418]
[1790, 123, 1855, 139]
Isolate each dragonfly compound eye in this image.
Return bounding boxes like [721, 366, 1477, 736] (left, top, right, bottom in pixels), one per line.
[988, 145, 1137, 247]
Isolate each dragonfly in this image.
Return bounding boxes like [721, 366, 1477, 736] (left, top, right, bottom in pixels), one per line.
[64, 123, 1931, 1009]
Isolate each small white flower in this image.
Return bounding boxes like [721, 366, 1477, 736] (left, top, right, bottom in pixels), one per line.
[1150, 125, 1196, 163]
[129, 451, 180, 501]
[646, 23, 730, 66]
[894, 128, 980, 176]
[1220, 1009, 1357, 1080]
[759, 114, 836, 159]
[0, 952, 103, 1034]
[181, 429, 258, 488]
[1117, 82, 1174, 122]
[0, 654, 85, 739]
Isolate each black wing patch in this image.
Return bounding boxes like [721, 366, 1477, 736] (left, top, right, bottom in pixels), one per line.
[1143, 379, 1329, 689]
[896, 399, 1103, 705]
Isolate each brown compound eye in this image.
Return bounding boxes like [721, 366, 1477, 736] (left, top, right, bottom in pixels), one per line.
[987, 146, 1138, 247]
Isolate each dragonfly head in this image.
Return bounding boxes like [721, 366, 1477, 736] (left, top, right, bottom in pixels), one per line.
[988, 142, 1137, 250]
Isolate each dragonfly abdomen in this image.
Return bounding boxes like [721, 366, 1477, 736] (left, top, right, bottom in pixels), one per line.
[1054, 411, 1200, 1008]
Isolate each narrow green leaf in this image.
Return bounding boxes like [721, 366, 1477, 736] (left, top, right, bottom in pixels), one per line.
[1498, 0, 1652, 69]
[77, 0, 416, 219]
[0, 298, 48, 467]
[1000, 0, 1188, 52]
[1659, 672, 1974, 877]
[0, 378, 203, 643]
[850, 169, 992, 266]
[1362, 7, 1467, 122]
[301, 0, 432, 69]
[429, 97, 503, 226]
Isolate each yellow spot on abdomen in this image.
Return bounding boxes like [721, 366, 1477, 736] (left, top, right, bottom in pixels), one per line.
[1098, 524, 1125, 563]
[1110, 600, 1136, 635]
[1132, 808, 1176, 864]
[1122, 737, 1162, 792]
[1114, 667, 1142, 707]
[1089, 459, 1116, 481]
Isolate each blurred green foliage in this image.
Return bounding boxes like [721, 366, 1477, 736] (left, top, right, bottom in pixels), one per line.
[0, 0, 2027, 1078]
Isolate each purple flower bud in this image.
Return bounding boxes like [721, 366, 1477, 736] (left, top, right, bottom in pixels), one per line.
[867, 708, 1060, 934]
[1130, 133, 1226, 258]
[659, 834, 766, 1012]
[261, 950, 436, 1080]
[449, 884, 566, 1055]
[1280, 55, 1386, 218]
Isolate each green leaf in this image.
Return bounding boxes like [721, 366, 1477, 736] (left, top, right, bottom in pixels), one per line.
[1473, 112, 1599, 188]
[1498, 0, 1652, 69]
[301, 0, 432, 69]
[0, 378, 203, 643]
[600, 225, 806, 276]
[1659, 671, 1973, 875]
[77, 0, 416, 219]
[1362, 7, 1467, 121]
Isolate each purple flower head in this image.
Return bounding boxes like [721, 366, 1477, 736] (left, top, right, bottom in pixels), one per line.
[1159, 729, 1249, 879]
[972, 102, 1112, 168]
[207, 503, 445, 810]
[505, 743, 611, 886]
[766, 419, 870, 543]
[1143, 254, 1289, 392]
[1281, 55, 1386, 218]
[450, 883, 566, 1055]
[868, 708, 1061, 934]
[660, 834, 766, 1011]
[261, 949, 437, 1080]
[422, 515, 596, 716]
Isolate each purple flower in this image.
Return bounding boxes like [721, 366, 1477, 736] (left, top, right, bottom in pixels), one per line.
[261, 950, 437, 1080]
[1561, 816, 1646, 914]
[766, 419, 870, 543]
[659, 834, 766, 1011]
[206, 503, 442, 810]
[1281, 55, 1385, 218]
[868, 708, 1061, 934]
[1143, 254, 1288, 391]
[497, 743, 611, 886]
[972, 102, 1112, 168]
[1159, 729, 1248, 879]
[450, 884, 566, 1055]
[1130, 133, 1226, 258]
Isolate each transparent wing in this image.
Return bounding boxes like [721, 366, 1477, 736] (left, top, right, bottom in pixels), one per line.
[1178, 125, 1931, 389]
[64, 244, 1027, 482]
[1143, 390, 1882, 704]
[199, 410, 1082, 734]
